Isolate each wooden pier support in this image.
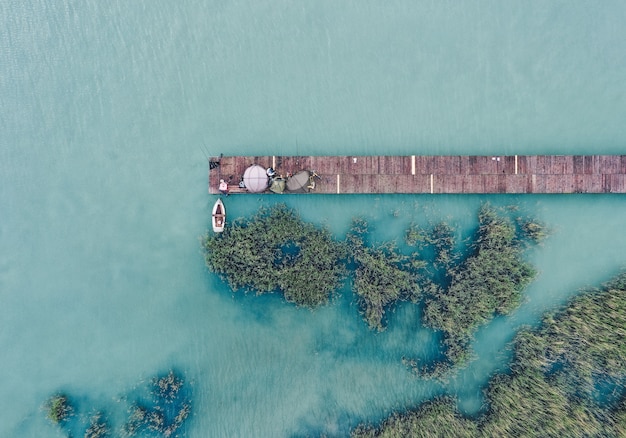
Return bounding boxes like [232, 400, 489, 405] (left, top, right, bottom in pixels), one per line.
[209, 155, 626, 195]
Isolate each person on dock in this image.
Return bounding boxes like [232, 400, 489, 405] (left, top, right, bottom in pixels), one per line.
[219, 179, 229, 196]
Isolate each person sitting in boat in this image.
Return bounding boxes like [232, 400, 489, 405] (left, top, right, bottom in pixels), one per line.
[219, 179, 229, 196]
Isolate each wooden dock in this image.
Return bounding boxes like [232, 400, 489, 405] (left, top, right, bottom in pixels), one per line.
[208, 155, 626, 195]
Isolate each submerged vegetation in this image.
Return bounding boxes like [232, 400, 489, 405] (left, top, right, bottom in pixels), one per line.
[85, 413, 110, 438]
[422, 205, 537, 367]
[346, 218, 424, 331]
[204, 203, 544, 371]
[352, 272, 626, 438]
[203, 204, 346, 307]
[44, 394, 73, 425]
[352, 397, 479, 438]
[44, 370, 191, 438]
[121, 370, 191, 437]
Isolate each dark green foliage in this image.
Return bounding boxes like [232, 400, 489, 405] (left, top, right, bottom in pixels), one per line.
[347, 218, 423, 331]
[613, 399, 626, 437]
[423, 205, 536, 366]
[203, 203, 541, 367]
[353, 272, 626, 438]
[351, 397, 479, 438]
[481, 275, 626, 436]
[405, 222, 427, 247]
[123, 370, 191, 437]
[402, 354, 456, 382]
[427, 221, 458, 272]
[514, 274, 626, 400]
[45, 370, 191, 438]
[203, 204, 347, 307]
[482, 368, 605, 437]
[45, 394, 73, 425]
[518, 218, 549, 244]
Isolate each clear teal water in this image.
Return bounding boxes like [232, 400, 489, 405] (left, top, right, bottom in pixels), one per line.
[1, 1, 626, 436]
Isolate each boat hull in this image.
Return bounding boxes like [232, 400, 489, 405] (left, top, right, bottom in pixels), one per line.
[212, 198, 226, 232]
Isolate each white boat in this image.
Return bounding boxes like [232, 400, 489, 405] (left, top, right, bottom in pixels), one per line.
[212, 198, 226, 232]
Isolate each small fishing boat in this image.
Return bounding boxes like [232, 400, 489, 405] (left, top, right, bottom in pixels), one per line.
[212, 198, 226, 232]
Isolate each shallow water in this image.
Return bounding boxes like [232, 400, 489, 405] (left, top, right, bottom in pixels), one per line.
[2, 1, 626, 436]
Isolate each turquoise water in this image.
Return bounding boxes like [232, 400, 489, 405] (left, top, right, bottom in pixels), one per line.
[2, 1, 626, 436]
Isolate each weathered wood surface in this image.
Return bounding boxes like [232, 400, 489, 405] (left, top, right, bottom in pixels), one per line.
[208, 155, 626, 195]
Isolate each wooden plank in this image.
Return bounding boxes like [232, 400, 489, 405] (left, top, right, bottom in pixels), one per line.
[414, 156, 430, 174]
[517, 155, 529, 175]
[600, 155, 621, 174]
[584, 156, 599, 175]
[505, 175, 529, 193]
[503, 156, 516, 174]
[573, 155, 584, 175]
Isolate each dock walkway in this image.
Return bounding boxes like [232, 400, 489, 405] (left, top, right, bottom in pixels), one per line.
[208, 155, 626, 194]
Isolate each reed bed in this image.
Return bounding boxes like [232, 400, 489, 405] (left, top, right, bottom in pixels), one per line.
[352, 272, 626, 437]
[203, 204, 347, 307]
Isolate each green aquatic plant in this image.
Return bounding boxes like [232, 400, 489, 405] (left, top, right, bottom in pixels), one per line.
[512, 274, 626, 400]
[44, 394, 73, 425]
[353, 271, 626, 438]
[347, 218, 424, 331]
[46, 395, 73, 425]
[203, 204, 347, 307]
[152, 370, 184, 403]
[351, 397, 479, 438]
[85, 413, 110, 438]
[44, 370, 192, 438]
[480, 273, 626, 437]
[422, 204, 537, 366]
[404, 222, 427, 247]
[482, 368, 605, 437]
[517, 217, 550, 244]
[146, 370, 192, 437]
[122, 371, 192, 437]
[427, 221, 458, 272]
[122, 405, 148, 436]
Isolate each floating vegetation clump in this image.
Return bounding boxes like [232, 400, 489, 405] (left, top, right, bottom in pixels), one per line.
[347, 218, 424, 331]
[44, 370, 191, 438]
[352, 272, 626, 438]
[203, 204, 347, 307]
